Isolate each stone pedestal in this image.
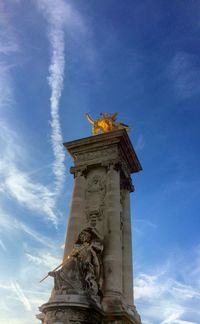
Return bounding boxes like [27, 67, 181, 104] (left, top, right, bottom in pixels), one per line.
[37, 296, 103, 324]
[37, 129, 142, 324]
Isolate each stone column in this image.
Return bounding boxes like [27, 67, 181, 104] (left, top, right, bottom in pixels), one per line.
[63, 171, 86, 259]
[103, 164, 123, 307]
[122, 189, 134, 305]
[37, 130, 142, 324]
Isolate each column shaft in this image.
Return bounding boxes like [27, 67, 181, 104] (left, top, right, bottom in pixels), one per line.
[63, 173, 86, 259]
[103, 166, 122, 296]
[122, 189, 134, 304]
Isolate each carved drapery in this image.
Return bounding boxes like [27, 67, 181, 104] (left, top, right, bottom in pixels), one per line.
[49, 228, 104, 302]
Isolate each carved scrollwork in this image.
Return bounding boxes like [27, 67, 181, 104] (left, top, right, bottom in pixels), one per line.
[120, 175, 134, 192]
[70, 166, 87, 178]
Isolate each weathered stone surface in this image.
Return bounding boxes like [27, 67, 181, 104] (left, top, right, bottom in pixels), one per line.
[37, 301, 103, 323]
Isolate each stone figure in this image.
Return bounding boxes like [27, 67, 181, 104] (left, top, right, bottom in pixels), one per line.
[49, 228, 103, 300]
[85, 112, 130, 135]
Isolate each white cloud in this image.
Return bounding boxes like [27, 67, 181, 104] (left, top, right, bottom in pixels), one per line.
[0, 15, 60, 225]
[3, 167, 57, 223]
[135, 273, 165, 299]
[134, 219, 157, 230]
[25, 251, 60, 269]
[169, 52, 200, 99]
[0, 210, 62, 319]
[0, 23, 20, 112]
[0, 207, 54, 248]
[10, 281, 31, 311]
[135, 134, 145, 151]
[0, 279, 50, 323]
[135, 248, 200, 324]
[162, 318, 196, 324]
[0, 122, 59, 224]
[0, 67, 14, 109]
[0, 239, 7, 252]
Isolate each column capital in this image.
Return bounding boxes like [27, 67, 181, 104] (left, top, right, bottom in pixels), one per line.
[101, 160, 120, 171]
[120, 177, 134, 192]
[70, 166, 87, 178]
[63, 129, 142, 175]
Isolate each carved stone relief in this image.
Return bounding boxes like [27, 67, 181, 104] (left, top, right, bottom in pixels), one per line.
[75, 147, 118, 166]
[42, 306, 102, 324]
[86, 175, 106, 209]
[85, 174, 106, 231]
[86, 209, 103, 228]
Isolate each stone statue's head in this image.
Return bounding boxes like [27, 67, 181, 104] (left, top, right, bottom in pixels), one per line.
[78, 230, 92, 244]
[76, 227, 100, 244]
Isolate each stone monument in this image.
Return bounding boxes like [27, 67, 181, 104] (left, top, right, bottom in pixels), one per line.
[37, 113, 142, 323]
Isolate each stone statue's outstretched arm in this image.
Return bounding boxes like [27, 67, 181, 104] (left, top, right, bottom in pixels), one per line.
[85, 113, 94, 125]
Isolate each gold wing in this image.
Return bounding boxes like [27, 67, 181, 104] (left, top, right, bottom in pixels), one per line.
[111, 113, 118, 121]
[85, 113, 94, 125]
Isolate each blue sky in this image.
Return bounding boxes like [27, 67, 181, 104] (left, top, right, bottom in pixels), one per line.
[0, 0, 200, 323]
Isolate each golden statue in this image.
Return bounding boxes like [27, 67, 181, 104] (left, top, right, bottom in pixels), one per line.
[85, 112, 130, 135]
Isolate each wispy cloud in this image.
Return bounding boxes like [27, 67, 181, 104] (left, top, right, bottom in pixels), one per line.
[0, 12, 20, 112]
[0, 207, 54, 248]
[0, 208, 62, 316]
[10, 281, 31, 311]
[134, 218, 157, 229]
[135, 134, 145, 151]
[135, 247, 200, 323]
[0, 239, 7, 252]
[0, 0, 95, 229]
[168, 52, 200, 99]
[0, 10, 60, 224]
[3, 168, 57, 223]
[0, 66, 14, 109]
[26, 251, 60, 271]
[0, 122, 58, 224]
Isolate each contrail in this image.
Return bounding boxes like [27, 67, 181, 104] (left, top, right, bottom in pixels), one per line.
[37, 0, 87, 197]
[37, 0, 66, 195]
[48, 25, 65, 194]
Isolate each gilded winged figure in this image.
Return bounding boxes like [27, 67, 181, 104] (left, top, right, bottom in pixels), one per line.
[85, 112, 130, 135]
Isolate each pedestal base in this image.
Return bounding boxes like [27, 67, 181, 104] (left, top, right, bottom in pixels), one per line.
[37, 294, 103, 324]
[37, 294, 141, 324]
